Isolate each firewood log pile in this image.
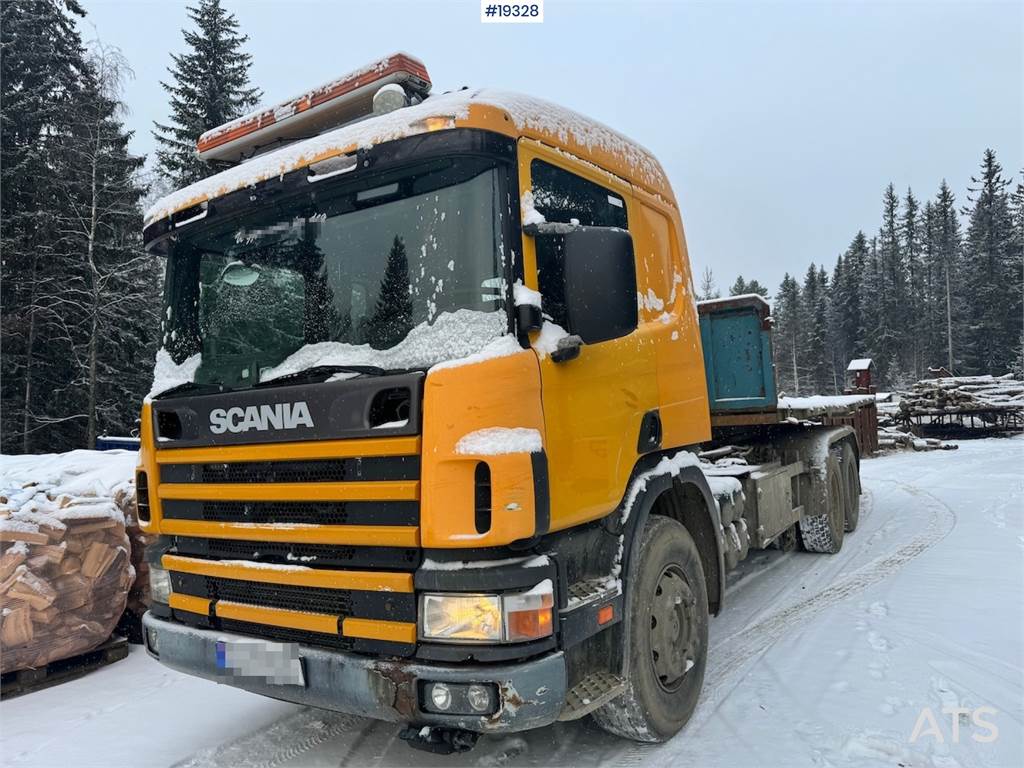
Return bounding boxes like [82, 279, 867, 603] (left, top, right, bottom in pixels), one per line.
[116, 485, 152, 630]
[0, 453, 138, 673]
[897, 374, 1024, 418]
[878, 426, 958, 451]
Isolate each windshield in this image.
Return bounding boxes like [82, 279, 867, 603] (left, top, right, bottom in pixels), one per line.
[160, 158, 509, 389]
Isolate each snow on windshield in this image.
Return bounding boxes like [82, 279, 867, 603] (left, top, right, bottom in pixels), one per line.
[259, 308, 515, 381]
[148, 348, 201, 399]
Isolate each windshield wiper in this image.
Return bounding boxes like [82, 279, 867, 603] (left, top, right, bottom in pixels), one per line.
[255, 364, 388, 387]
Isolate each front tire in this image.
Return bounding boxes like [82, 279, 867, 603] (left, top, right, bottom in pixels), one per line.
[592, 515, 709, 742]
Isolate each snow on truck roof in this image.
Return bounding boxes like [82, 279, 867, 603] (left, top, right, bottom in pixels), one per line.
[144, 88, 670, 226]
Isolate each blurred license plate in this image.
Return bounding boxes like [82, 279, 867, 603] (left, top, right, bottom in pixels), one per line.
[215, 639, 305, 686]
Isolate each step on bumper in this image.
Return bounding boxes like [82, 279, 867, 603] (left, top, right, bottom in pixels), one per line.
[142, 612, 567, 733]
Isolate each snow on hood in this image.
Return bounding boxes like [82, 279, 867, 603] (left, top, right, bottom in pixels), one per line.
[260, 309, 515, 381]
[145, 88, 666, 226]
[148, 348, 201, 400]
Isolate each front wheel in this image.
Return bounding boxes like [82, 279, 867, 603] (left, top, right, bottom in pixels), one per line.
[592, 515, 709, 742]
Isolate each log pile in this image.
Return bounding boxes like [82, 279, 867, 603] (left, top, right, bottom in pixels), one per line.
[116, 486, 152, 639]
[0, 474, 135, 673]
[898, 374, 1024, 419]
[878, 426, 958, 452]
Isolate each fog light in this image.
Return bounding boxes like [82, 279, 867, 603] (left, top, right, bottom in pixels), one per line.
[146, 626, 160, 655]
[430, 682, 452, 711]
[467, 684, 491, 713]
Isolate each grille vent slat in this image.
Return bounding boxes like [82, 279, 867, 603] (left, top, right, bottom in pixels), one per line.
[162, 499, 418, 527]
[160, 457, 419, 484]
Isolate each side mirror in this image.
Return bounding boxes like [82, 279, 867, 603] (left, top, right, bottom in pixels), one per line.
[562, 227, 638, 344]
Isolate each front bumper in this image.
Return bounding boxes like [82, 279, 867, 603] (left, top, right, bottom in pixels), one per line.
[142, 612, 567, 733]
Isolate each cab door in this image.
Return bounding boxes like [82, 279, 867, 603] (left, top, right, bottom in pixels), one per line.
[518, 140, 661, 533]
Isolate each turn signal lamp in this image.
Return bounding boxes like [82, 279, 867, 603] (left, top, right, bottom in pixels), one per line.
[504, 579, 554, 642]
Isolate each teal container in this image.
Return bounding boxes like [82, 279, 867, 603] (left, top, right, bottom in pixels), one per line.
[697, 295, 778, 412]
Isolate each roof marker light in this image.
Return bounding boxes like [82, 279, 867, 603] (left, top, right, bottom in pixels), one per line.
[197, 53, 431, 164]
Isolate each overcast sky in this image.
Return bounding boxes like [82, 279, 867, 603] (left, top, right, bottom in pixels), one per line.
[82, 0, 1022, 292]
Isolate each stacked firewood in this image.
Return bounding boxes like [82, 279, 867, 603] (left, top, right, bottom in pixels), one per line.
[0, 489, 134, 673]
[115, 486, 152, 637]
[898, 374, 1024, 417]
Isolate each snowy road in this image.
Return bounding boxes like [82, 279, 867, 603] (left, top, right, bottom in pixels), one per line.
[3, 438, 1021, 768]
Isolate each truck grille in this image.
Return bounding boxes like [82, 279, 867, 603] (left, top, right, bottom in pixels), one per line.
[160, 456, 420, 484]
[161, 499, 418, 527]
[170, 572, 415, 622]
[174, 536, 419, 570]
[156, 438, 421, 657]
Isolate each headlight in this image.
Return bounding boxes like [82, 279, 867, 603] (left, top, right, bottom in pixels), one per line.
[422, 594, 502, 642]
[420, 579, 554, 644]
[149, 565, 171, 604]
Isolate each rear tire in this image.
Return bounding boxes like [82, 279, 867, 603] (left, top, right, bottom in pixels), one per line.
[592, 515, 708, 742]
[799, 449, 846, 554]
[839, 442, 860, 532]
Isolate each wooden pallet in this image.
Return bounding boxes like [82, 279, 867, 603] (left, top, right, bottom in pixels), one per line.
[0, 635, 129, 700]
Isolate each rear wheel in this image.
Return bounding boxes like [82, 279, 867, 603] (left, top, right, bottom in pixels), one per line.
[839, 442, 860, 532]
[592, 515, 708, 742]
[799, 449, 846, 554]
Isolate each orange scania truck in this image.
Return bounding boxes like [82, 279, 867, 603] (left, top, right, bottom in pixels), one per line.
[138, 53, 862, 753]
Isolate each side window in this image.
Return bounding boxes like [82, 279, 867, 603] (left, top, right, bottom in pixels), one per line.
[530, 159, 628, 329]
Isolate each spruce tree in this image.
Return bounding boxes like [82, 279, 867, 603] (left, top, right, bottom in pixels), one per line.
[1012, 174, 1024, 376]
[961, 150, 1019, 374]
[0, 0, 89, 452]
[871, 187, 906, 385]
[153, 0, 260, 186]
[901, 189, 925, 378]
[834, 231, 868, 368]
[773, 274, 803, 394]
[744, 279, 769, 297]
[800, 264, 831, 393]
[369, 237, 414, 349]
[730, 276, 768, 297]
[927, 181, 963, 373]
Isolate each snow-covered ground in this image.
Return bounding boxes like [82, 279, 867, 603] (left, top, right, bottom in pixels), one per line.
[2, 437, 1021, 768]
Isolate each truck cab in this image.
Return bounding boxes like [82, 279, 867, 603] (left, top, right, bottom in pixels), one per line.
[138, 54, 860, 752]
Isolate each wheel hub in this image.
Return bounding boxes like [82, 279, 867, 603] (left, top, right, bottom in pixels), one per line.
[649, 564, 697, 692]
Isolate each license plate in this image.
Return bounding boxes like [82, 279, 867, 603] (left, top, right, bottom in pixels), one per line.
[215, 639, 305, 686]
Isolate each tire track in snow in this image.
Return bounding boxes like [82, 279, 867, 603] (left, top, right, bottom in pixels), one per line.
[708, 484, 951, 716]
[616, 479, 957, 766]
[172, 708, 372, 768]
